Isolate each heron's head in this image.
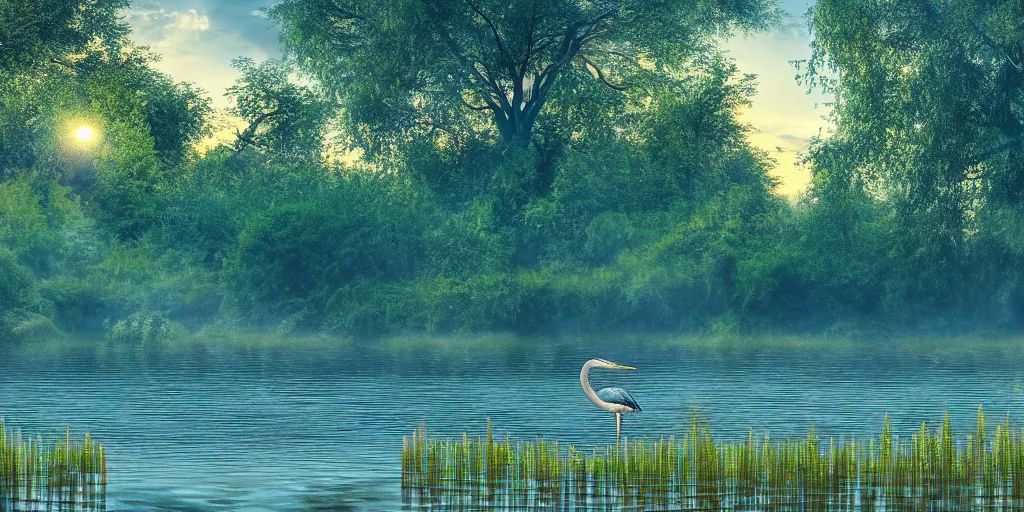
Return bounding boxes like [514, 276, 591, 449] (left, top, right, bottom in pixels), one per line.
[592, 358, 636, 370]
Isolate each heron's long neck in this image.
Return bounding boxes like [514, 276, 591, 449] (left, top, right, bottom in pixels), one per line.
[580, 362, 601, 406]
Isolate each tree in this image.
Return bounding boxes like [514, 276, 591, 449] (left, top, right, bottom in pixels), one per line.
[269, 0, 781, 149]
[226, 57, 333, 161]
[801, 0, 1024, 324]
[640, 55, 771, 203]
[83, 48, 212, 167]
[803, 0, 1024, 206]
[0, 0, 129, 72]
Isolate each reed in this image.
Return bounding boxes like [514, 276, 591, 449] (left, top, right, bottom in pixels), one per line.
[0, 420, 106, 511]
[403, 408, 1024, 511]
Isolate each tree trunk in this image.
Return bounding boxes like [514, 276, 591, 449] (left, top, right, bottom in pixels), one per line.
[493, 102, 536, 147]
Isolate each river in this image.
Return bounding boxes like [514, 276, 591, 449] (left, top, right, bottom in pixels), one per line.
[1, 335, 1022, 511]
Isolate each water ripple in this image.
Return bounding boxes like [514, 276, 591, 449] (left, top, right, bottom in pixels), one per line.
[2, 340, 1023, 510]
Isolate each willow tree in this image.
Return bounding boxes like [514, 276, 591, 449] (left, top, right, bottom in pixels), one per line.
[805, 0, 1024, 199]
[269, 0, 781, 149]
[802, 0, 1024, 322]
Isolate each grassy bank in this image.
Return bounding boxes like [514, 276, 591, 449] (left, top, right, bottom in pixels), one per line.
[403, 409, 1024, 510]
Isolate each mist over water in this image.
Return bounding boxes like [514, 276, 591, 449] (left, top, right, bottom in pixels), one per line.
[2, 337, 1022, 511]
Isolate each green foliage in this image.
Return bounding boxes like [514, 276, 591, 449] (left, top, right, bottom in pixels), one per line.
[0, 0, 129, 72]
[0, 247, 42, 314]
[7, 0, 1024, 343]
[0, 177, 56, 266]
[90, 120, 165, 239]
[800, 0, 1024, 328]
[270, 0, 781, 148]
[81, 48, 212, 166]
[0, 247, 58, 342]
[0, 70, 84, 181]
[91, 242, 220, 327]
[640, 57, 774, 201]
[226, 57, 332, 160]
[106, 311, 185, 344]
[224, 174, 427, 327]
[425, 204, 512, 278]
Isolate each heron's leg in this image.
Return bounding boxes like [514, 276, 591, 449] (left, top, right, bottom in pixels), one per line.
[616, 413, 622, 443]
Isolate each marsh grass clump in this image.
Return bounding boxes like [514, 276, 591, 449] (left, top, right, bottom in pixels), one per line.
[0, 420, 106, 511]
[403, 409, 1024, 511]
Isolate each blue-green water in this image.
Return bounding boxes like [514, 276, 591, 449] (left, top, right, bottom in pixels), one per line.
[1, 336, 1023, 511]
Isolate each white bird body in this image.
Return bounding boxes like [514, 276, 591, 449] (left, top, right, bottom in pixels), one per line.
[593, 400, 634, 414]
[580, 358, 641, 442]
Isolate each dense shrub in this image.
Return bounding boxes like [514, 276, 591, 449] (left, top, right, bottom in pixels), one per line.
[106, 311, 185, 344]
[224, 174, 428, 327]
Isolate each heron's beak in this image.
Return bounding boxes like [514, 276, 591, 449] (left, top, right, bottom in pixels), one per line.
[614, 364, 637, 370]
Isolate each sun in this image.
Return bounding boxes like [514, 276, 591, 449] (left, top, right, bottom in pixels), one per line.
[75, 125, 95, 142]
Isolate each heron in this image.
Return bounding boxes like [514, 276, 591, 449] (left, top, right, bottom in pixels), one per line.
[580, 358, 642, 442]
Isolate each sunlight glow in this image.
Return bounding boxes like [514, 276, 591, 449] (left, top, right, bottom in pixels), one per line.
[75, 125, 95, 142]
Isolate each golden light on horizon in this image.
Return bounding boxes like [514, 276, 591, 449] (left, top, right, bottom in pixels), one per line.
[75, 125, 95, 142]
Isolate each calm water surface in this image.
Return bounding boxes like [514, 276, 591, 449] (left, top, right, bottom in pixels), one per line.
[2, 336, 1024, 511]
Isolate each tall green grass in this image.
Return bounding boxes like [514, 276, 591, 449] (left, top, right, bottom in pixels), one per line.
[0, 420, 106, 511]
[403, 408, 1024, 510]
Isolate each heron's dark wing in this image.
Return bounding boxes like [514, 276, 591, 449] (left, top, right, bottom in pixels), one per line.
[596, 387, 642, 412]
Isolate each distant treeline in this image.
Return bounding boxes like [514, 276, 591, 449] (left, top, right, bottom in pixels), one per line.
[2, 0, 1023, 342]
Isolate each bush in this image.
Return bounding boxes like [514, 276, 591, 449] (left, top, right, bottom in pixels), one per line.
[105, 311, 186, 344]
[2, 310, 61, 342]
[224, 175, 427, 326]
[0, 247, 59, 342]
[425, 201, 512, 278]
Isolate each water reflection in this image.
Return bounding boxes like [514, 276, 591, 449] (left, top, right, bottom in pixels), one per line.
[402, 484, 1024, 512]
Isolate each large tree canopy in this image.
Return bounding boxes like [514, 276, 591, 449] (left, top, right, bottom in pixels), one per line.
[802, 0, 1024, 322]
[804, 0, 1024, 208]
[269, 0, 781, 149]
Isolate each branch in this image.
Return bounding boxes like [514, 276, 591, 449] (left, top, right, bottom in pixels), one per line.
[578, 54, 629, 91]
[49, 57, 73, 69]
[233, 131, 270, 150]
[581, 8, 618, 35]
[471, 62, 512, 113]
[467, 1, 516, 77]
[580, 28, 611, 46]
[513, 10, 620, 133]
[928, 2, 1023, 74]
[967, 137, 1024, 168]
[971, 22, 1023, 73]
[430, 18, 510, 115]
[234, 110, 282, 150]
[416, 118, 458, 138]
[518, 9, 538, 80]
[324, 1, 364, 22]
[460, 97, 498, 112]
[530, 35, 558, 54]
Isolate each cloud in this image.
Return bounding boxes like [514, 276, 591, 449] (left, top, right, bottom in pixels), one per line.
[125, 0, 283, 107]
[777, 134, 813, 147]
[124, 9, 214, 62]
[125, 8, 210, 37]
[171, 9, 211, 31]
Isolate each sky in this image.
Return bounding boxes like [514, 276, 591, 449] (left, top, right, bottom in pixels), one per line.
[125, 0, 834, 198]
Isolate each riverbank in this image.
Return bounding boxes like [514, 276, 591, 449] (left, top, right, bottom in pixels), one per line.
[9, 329, 1024, 357]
